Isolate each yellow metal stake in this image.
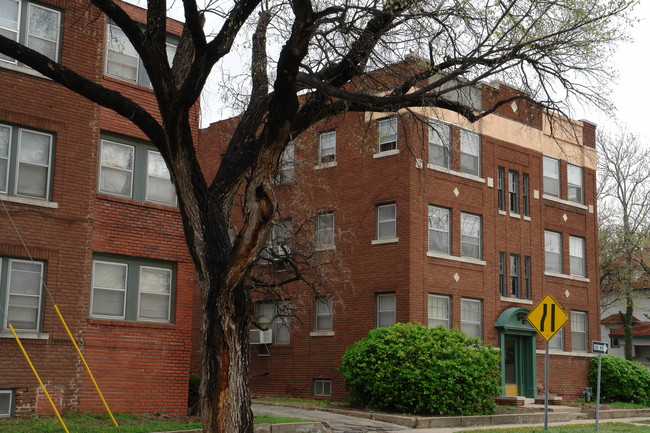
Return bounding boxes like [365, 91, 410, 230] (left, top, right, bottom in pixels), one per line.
[9, 324, 70, 433]
[54, 304, 120, 430]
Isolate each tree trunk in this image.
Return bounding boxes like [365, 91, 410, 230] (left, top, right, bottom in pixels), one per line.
[199, 278, 253, 433]
[622, 293, 634, 361]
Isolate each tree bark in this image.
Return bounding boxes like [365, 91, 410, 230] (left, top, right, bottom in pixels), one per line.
[621, 294, 634, 361]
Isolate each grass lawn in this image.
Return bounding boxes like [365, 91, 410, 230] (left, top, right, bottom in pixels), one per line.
[464, 423, 650, 433]
[0, 412, 308, 433]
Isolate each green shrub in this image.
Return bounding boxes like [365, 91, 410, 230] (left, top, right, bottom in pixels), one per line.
[339, 323, 501, 415]
[188, 373, 200, 416]
[589, 355, 650, 404]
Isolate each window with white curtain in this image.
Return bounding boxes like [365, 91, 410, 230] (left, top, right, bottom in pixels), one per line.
[0, 258, 44, 331]
[427, 294, 450, 328]
[90, 256, 174, 323]
[460, 129, 480, 176]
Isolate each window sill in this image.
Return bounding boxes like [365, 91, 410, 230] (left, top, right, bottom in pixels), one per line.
[102, 74, 154, 93]
[0, 61, 50, 80]
[427, 164, 485, 183]
[315, 161, 337, 169]
[536, 349, 596, 358]
[310, 331, 335, 337]
[524, 216, 531, 221]
[315, 245, 336, 252]
[373, 149, 399, 158]
[372, 237, 399, 245]
[498, 210, 507, 215]
[426, 251, 486, 266]
[0, 193, 59, 209]
[500, 296, 533, 305]
[544, 271, 589, 283]
[0, 330, 49, 340]
[509, 212, 521, 219]
[88, 317, 175, 329]
[96, 193, 179, 212]
[542, 194, 588, 210]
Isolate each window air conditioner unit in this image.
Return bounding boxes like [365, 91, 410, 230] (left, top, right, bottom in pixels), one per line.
[250, 329, 273, 344]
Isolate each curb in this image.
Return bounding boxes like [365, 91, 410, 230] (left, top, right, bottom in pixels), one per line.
[152, 422, 331, 433]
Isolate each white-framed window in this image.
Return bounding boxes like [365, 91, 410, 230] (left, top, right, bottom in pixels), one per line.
[0, 258, 44, 331]
[316, 212, 334, 249]
[255, 301, 291, 344]
[428, 119, 451, 168]
[318, 131, 336, 164]
[461, 298, 481, 339]
[314, 297, 332, 331]
[460, 129, 480, 176]
[544, 230, 562, 273]
[377, 117, 397, 153]
[569, 236, 586, 277]
[90, 256, 174, 323]
[313, 379, 332, 397]
[276, 141, 294, 184]
[0, 389, 14, 417]
[376, 293, 396, 327]
[0, 0, 61, 65]
[571, 311, 587, 352]
[376, 203, 396, 239]
[428, 205, 450, 254]
[543, 156, 560, 198]
[549, 328, 564, 350]
[567, 164, 584, 204]
[427, 294, 450, 328]
[509, 170, 519, 214]
[0, 123, 54, 200]
[460, 212, 481, 259]
[105, 22, 177, 86]
[99, 137, 176, 206]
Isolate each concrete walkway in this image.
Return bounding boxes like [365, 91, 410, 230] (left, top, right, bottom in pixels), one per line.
[252, 403, 650, 433]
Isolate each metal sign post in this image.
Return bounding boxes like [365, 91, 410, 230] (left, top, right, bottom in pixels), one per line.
[527, 294, 569, 431]
[592, 341, 609, 432]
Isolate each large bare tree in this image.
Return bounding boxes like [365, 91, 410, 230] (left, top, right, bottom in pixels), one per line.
[598, 127, 650, 360]
[0, 0, 637, 431]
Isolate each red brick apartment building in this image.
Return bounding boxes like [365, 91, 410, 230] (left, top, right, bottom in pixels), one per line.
[202, 84, 600, 403]
[0, 1, 197, 417]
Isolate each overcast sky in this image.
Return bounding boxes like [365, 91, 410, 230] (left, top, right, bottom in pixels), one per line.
[583, 1, 650, 141]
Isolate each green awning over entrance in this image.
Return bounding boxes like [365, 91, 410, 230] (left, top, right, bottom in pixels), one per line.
[495, 307, 537, 335]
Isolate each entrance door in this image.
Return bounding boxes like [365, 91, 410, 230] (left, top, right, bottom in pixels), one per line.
[496, 308, 537, 398]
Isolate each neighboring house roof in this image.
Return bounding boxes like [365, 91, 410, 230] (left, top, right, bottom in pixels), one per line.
[601, 313, 641, 324]
[609, 323, 650, 338]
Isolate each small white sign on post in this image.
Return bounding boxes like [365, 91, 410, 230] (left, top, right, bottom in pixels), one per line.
[592, 341, 608, 354]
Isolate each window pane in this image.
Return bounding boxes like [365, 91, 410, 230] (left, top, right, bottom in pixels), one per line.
[317, 213, 334, 247]
[461, 213, 481, 259]
[7, 261, 42, 330]
[0, 391, 11, 417]
[543, 157, 560, 197]
[100, 140, 133, 197]
[146, 151, 176, 205]
[570, 236, 585, 276]
[0, 0, 19, 63]
[91, 261, 127, 317]
[378, 118, 397, 151]
[8, 261, 41, 295]
[276, 141, 294, 183]
[545, 231, 562, 273]
[377, 294, 396, 327]
[377, 204, 396, 239]
[549, 328, 563, 350]
[318, 131, 336, 163]
[139, 293, 169, 320]
[106, 24, 139, 82]
[568, 164, 583, 204]
[428, 295, 449, 328]
[428, 206, 449, 254]
[571, 312, 587, 352]
[140, 267, 171, 295]
[27, 4, 60, 59]
[461, 299, 481, 338]
[19, 130, 51, 165]
[460, 130, 480, 176]
[428, 120, 450, 168]
[0, 125, 8, 193]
